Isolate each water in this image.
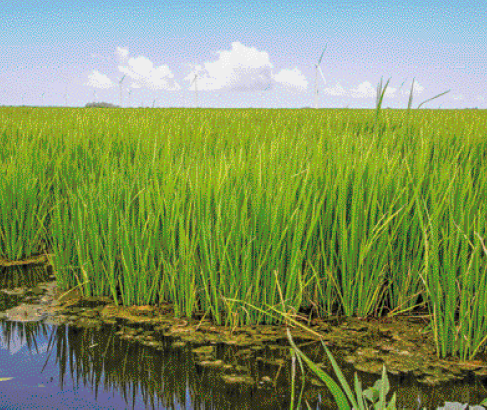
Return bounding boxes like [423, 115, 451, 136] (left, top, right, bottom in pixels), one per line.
[2, 267, 487, 409]
[0, 320, 297, 409]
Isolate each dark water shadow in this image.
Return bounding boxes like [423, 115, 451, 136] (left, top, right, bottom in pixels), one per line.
[1, 266, 487, 409]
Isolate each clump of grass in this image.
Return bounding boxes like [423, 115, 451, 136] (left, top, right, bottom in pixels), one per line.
[229, 274, 487, 410]
[0, 148, 51, 261]
[1, 88, 487, 361]
[286, 325, 487, 410]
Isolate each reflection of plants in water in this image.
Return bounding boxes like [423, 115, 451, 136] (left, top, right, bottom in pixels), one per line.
[287, 328, 397, 410]
[3, 313, 294, 409]
[53, 327, 167, 408]
[0, 370, 13, 382]
[0, 265, 51, 322]
[0, 320, 52, 355]
[287, 330, 487, 410]
[0, 266, 50, 290]
[0, 318, 57, 385]
[52, 325, 262, 409]
[230, 274, 487, 410]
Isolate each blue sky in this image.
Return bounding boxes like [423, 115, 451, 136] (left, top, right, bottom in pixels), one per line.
[1, 0, 485, 108]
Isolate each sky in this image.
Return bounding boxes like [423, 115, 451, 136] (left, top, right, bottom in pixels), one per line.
[1, 0, 486, 109]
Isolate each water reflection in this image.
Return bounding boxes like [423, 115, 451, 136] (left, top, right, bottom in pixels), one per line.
[0, 319, 298, 409]
[1, 266, 487, 409]
[0, 265, 51, 290]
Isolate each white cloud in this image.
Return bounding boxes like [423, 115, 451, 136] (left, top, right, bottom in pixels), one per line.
[475, 95, 485, 102]
[118, 56, 181, 90]
[273, 67, 308, 91]
[452, 94, 464, 101]
[322, 82, 347, 96]
[318, 80, 397, 99]
[350, 81, 376, 98]
[184, 42, 274, 92]
[115, 47, 129, 61]
[400, 80, 424, 96]
[383, 86, 397, 98]
[343, 80, 397, 99]
[84, 70, 114, 89]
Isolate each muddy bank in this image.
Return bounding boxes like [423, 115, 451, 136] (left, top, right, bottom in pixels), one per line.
[2, 277, 487, 389]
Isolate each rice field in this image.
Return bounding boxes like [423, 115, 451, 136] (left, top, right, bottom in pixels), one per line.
[1, 104, 486, 361]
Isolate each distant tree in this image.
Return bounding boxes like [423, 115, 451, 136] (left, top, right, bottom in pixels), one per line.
[85, 102, 120, 108]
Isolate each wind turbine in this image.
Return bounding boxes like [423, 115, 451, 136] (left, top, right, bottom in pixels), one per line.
[313, 45, 327, 109]
[395, 78, 408, 99]
[259, 84, 271, 107]
[152, 98, 157, 108]
[41, 92, 45, 106]
[261, 84, 271, 95]
[61, 70, 76, 107]
[63, 77, 70, 107]
[398, 78, 407, 91]
[190, 70, 199, 108]
[64, 87, 69, 107]
[119, 74, 126, 107]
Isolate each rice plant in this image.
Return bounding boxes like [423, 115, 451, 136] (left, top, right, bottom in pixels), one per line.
[0, 126, 52, 261]
[0, 90, 486, 361]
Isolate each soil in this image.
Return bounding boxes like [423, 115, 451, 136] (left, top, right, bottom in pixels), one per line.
[2, 276, 487, 387]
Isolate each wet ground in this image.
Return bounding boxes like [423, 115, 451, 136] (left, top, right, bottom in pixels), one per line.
[2, 264, 487, 409]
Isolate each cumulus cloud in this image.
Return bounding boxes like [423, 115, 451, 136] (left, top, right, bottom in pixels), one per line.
[350, 81, 376, 98]
[184, 42, 275, 92]
[400, 80, 424, 96]
[383, 85, 397, 98]
[348, 81, 396, 99]
[91, 41, 301, 97]
[273, 67, 308, 91]
[322, 82, 347, 96]
[315, 79, 404, 100]
[118, 56, 181, 90]
[320, 79, 402, 101]
[84, 70, 114, 89]
[115, 47, 129, 61]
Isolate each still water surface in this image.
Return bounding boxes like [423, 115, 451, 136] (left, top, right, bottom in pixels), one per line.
[1, 267, 487, 409]
[0, 319, 300, 409]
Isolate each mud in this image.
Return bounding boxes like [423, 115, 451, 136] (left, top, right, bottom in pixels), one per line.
[2, 277, 487, 387]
